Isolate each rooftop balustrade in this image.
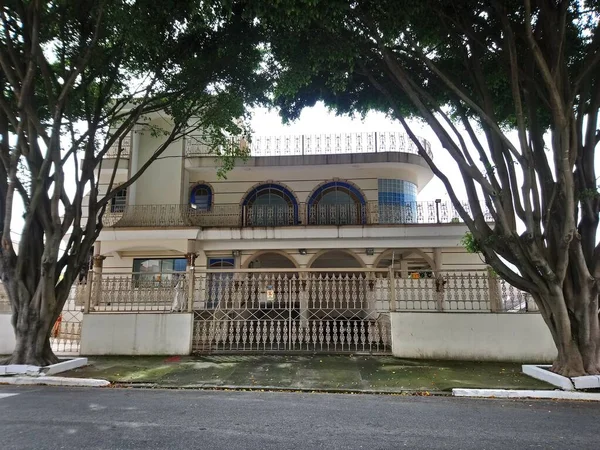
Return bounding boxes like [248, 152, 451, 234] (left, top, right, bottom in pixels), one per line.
[184, 131, 433, 159]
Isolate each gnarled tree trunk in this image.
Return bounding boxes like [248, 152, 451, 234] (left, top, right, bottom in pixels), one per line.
[537, 281, 600, 376]
[3, 269, 67, 366]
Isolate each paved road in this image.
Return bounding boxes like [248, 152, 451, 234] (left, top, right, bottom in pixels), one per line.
[0, 387, 598, 449]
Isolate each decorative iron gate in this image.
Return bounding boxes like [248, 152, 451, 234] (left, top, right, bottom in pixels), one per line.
[51, 284, 85, 354]
[192, 270, 392, 354]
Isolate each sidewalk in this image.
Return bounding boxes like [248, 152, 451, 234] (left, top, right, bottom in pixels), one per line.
[62, 355, 552, 393]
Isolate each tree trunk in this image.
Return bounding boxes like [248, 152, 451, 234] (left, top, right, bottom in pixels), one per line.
[539, 286, 600, 377]
[3, 284, 62, 366]
[8, 324, 60, 366]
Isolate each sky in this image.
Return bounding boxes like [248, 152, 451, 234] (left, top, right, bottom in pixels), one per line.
[248, 103, 462, 201]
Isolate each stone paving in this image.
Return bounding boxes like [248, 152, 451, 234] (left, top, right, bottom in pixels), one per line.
[63, 355, 552, 392]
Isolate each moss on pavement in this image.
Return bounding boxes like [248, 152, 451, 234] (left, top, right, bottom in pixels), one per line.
[63, 355, 552, 392]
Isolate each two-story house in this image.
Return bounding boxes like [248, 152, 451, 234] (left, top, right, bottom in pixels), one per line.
[84, 123, 494, 354]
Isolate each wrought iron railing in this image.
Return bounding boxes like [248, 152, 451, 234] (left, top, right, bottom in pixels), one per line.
[85, 269, 538, 314]
[105, 132, 132, 159]
[100, 200, 492, 228]
[185, 131, 433, 159]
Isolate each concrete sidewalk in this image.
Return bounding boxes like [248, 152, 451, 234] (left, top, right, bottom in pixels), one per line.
[62, 355, 552, 392]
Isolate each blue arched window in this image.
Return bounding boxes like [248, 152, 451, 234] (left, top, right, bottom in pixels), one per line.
[243, 183, 298, 227]
[190, 184, 212, 211]
[307, 181, 366, 225]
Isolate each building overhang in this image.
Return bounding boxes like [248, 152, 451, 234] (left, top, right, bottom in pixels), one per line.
[185, 152, 434, 193]
[97, 223, 472, 252]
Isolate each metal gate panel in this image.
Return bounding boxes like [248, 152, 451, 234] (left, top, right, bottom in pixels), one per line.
[51, 284, 85, 354]
[192, 270, 391, 354]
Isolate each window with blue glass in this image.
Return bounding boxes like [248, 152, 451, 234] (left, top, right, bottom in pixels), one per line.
[242, 183, 298, 227]
[378, 179, 418, 224]
[307, 181, 365, 225]
[132, 257, 187, 285]
[190, 184, 212, 211]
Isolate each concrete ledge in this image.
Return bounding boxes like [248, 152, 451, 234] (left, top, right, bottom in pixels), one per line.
[0, 365, 40, 376]
[81, 313, 193, 355]
[0, 357, 88, 377]
[391, 312, 556, 362]
[522, 364, 574, 390]
[453, 388, 600, 401]
[43, 357, 88, 375]
[573, 375, 600, 390]
[0, 376, 110, 387]
[523, 364, 600, 391]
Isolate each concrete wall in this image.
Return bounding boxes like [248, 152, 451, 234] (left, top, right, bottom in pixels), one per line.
[0, 313, 15, 355]
[80, 313, 193, 355]
[190, 164, 428, 206]
[390, 312, 556, 362]
[135, 119, 184, 205]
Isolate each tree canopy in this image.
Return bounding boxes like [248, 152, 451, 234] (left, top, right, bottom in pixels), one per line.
[0, 0, 266, 364]
[253, 0, 600, 375]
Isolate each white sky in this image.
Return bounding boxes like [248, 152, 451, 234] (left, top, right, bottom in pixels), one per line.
[249, 103, 463, 200]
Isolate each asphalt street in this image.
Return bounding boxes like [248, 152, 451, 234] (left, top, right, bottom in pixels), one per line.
[0, 386, 598, 449]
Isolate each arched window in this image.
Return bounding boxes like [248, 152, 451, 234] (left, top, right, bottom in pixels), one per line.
[307, 181, 365, 225]
[190, 184, 212, 211]
[242, 183, 298, 227]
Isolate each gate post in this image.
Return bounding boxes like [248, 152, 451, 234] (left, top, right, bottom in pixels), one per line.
[299, 271, 309, 330]
[83, 269, 93, 313]
[187, 265, 195, 313]
[92, 255, 105, 308]
[388, 267, 396, 311]
[487, 267, 501, 312]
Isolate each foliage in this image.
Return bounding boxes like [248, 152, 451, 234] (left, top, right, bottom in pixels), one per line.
[253, 0, 600, 375]
[0, 0, 266, 364]
[461, 232, 481, 255]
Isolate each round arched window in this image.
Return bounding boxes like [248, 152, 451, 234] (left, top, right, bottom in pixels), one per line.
[307, 181, 366, 225]
[242, 183, 298, 226]
[190, 184, 212, 211]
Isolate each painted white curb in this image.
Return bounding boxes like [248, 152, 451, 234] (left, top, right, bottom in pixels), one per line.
[572, 375, 600, 390]
[522, 364, 600, 391]
[453, 388, 600, 401]
[0, 357, 88, 377]
[0, 376, 110, 387]
[522, 364, 574, 390]
[43, 357, 88, 375]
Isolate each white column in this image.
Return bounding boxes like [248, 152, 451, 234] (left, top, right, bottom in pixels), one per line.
[129, 128, 141, 205]
[299, 264, 309, 329]
[433, 248, 443, 271]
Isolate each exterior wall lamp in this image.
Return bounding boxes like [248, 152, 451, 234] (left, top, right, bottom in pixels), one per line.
[366, 248, 375, 256]
[299, 249, 307, 255]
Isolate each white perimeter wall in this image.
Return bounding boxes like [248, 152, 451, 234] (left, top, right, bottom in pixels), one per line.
[0, 314, 15, 355]
[81, 313, 193, 355]
[391, 312, 556, 362]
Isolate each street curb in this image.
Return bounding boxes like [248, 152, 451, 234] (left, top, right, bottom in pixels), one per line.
[0, 376, 110, 388]
[110, 382, 449, 396]
[452, 388, 600, 401]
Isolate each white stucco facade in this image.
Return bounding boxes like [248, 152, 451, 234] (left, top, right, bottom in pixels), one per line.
[91, 129, 488, 275]
[390, 312, 556, 362]
[80, 313, 193, 355]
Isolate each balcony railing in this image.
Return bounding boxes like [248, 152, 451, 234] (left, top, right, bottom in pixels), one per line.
[105, 132, 132, 159]
[85, 269, 538, 314]
[185, 131, 433, 159]
[101, 201, 493, 228]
